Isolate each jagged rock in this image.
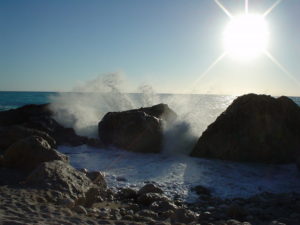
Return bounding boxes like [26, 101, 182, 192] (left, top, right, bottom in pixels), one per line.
[138, 183, 164, 195]
[191, 94, 300, 163]
[25, 160, 95, 199]
[2, 136, 68, 171]
[98, 104, 177, 153]
[0, 125, 56, 151]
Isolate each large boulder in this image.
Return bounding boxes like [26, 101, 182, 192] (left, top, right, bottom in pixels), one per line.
[98, 104, 177, 153]
[25, 160, 95, 199]
[24, 160, 107, 202]
[191, 94, 300, 163]
[2, 136, 68, 171]
[0, 125, 56, 151]
[0, 104, 91, 146]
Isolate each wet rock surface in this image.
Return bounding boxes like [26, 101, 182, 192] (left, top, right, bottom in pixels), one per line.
[98, 104, 176, 153]
[191, 94, 300, 163]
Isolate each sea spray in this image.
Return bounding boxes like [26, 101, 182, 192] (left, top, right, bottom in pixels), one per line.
[49, 73, 235, 154]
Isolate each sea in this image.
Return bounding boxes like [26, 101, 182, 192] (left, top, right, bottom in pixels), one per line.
[1, 91, 300, 202]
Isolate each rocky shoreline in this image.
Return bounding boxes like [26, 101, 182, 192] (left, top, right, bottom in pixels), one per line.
[1, 93, 300, 225]
[1, 165, 299, 225]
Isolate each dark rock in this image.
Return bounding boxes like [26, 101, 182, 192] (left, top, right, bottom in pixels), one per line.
[191, 185, 212, 196]
[138, 183, 164, 195]
[2, 136, 68, 171]
[149, 200, 178, 212]
[226, 204, 247, 220]
[137, 193, 169, 206]
[0, 103, 96, 147]
[25, 160, 97, 199]
[170, 208, 199, 224]
[98, 104, 176, 153]
[84, 186, 105, 207]
[226, 219, 243, 225]
[0, 125, 56, 151]
[118, 188, 138, 200]
[73, 205, 88, 215]
[136, 209, 158, 219]
[86, 171, 107, 189]
[191, 94, 300, 163]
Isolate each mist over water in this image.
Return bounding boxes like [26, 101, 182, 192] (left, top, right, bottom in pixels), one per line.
[50, 73, 235, 154]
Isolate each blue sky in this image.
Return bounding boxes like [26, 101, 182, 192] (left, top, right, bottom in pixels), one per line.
[1, 0, 300, 95]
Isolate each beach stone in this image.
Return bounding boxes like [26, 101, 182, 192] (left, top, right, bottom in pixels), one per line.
[136, 209, 158, 219]
[84, 186, 105, 207]
[25, 160, 96, 199]
[138, 183, 164, 195]
[191, 94, 300, 163]
[137, 193, 170, 206]
[118, 187, 138, 200]
[86, 171, 107, 189]
[98, 104, 176, 153]
[226, 204, 247, 220]
[0, 125, 56, 151]
[2, 136, 68, 171]
[226, 219, 243, 225]
[73, 205, 88, 215]
[59, 198, 75, 208]
[170, 208, 199, 224]
[149, 200, 178, 212]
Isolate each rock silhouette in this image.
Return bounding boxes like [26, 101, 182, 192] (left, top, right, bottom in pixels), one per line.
[191, 94, 300, 163]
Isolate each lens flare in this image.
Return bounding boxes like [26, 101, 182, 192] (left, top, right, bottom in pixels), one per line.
[223, 14, 269, 61]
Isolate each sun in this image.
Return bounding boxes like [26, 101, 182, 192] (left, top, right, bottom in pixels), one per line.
[223, 14, 269, 61]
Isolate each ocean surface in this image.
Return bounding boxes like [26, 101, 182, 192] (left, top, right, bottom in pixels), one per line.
[1, 91, 300, 201]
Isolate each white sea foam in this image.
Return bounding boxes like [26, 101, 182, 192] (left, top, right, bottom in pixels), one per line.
[59, 145, 300, 202]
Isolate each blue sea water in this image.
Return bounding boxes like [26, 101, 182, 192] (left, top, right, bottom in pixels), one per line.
[0, 91, 57, 111]
[1, 91, 299, 111]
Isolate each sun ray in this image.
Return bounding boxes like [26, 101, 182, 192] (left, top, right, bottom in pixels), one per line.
[263, 0, 282, 17]
[189, 52, 227, 93]
[264, 51, 300, 88]
[214, 0, 233, 18]
[245, 0, 249, 14]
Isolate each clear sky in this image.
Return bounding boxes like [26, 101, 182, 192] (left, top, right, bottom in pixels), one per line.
[1, 0, 300, 96]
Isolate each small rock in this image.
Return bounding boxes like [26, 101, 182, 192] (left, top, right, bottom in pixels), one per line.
[136, 209, 158, 219]
[118, 187, 137, 200]
[227, 204, 247, 220]
[80, 168, 88, 174]
[59, 198, 75, 208]
[269, 221, 286, 225]
[73, 205, 88, 215]
[138, 183, 164, 195]
[137, 193, 169, 206]
[86, 171, 107, 189]
[170, 208, 199, 224]
[116, 176, 127, 182]
[150, 200, 178, 212]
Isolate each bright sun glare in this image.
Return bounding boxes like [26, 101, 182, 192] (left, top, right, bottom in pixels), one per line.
[223, 14, 269, 60]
